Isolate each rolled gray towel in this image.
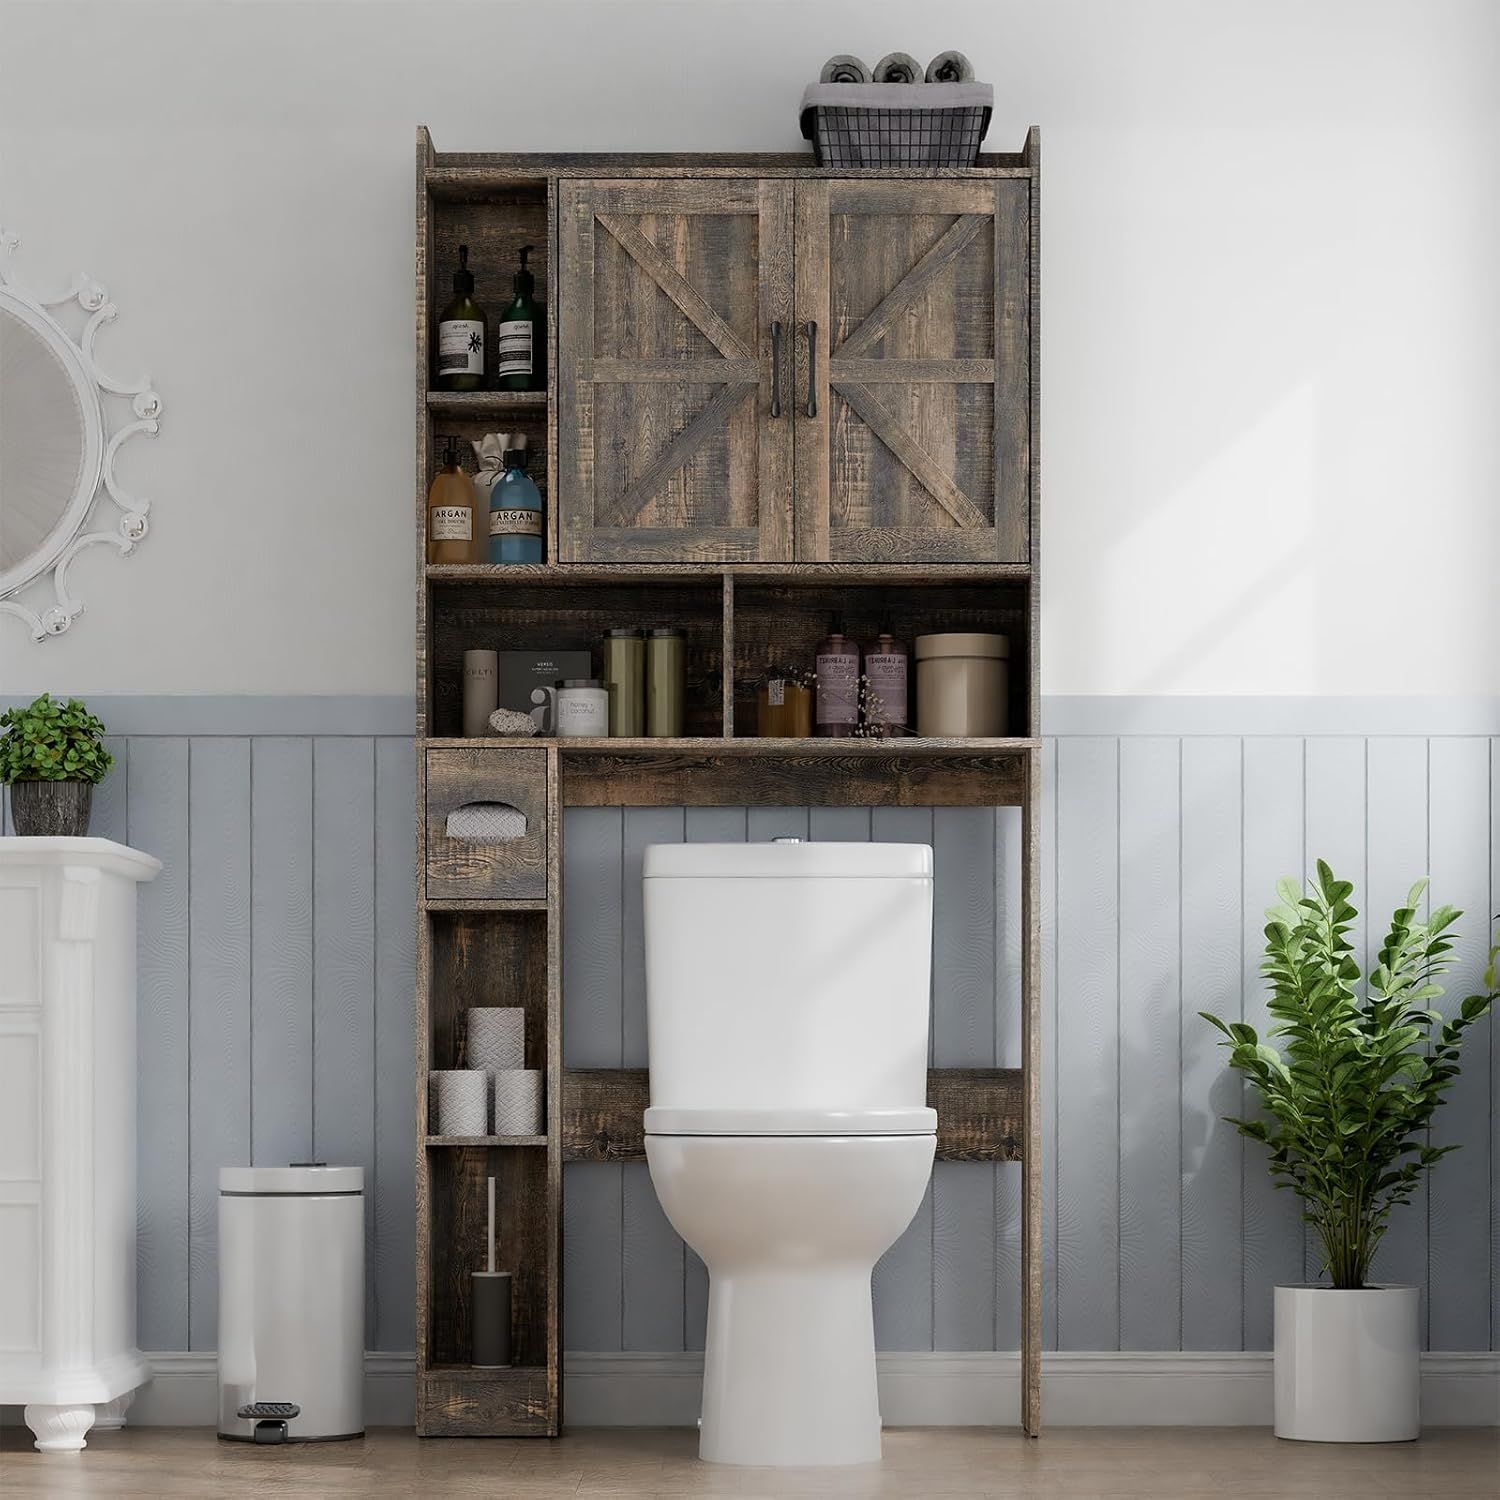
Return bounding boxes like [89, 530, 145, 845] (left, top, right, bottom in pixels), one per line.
[873, 51, 922, 84]
[926, 49, 975, 83]
[820, 53, 870, 84]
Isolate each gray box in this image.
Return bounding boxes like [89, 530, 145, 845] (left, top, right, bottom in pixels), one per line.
[498, 651, 592, 715]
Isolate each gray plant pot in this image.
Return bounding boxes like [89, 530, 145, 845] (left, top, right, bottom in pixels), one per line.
[9, 780, 93, 837]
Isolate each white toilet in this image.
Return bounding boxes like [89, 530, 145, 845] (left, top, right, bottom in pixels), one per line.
[643, 840, 936, 1466]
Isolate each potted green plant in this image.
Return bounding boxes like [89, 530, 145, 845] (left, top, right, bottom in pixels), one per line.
[0, 693, 113, 837]
[1203, 860, 1497, 1443]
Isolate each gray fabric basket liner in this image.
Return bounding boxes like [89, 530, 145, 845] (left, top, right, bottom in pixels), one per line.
[800, 81, 993, 115]
[446, 801, 527, 842]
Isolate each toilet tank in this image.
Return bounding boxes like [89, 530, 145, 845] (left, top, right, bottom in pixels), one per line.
[642, 842, 933, 1112]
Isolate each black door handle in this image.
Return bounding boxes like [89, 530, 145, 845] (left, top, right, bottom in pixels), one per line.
[804, 320, 818, 419]
[770, 321, 782, 418]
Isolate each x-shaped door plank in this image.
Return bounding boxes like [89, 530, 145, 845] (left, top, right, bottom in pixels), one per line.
[607, 380, 757, 525]
[834, 380, 990, 532]
[837, 214, 988, 360]
[596, 213, 754, 363]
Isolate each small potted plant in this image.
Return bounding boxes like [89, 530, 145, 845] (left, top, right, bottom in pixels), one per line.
[0, 693, 113, 837]
[1203, 861, 1498, 1442]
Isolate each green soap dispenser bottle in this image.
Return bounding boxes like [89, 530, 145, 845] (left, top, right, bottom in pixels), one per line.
[496, 245, 544, 392]
[436, 245, 486, 392]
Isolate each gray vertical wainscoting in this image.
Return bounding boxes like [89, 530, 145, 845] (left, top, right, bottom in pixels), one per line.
[560, 730, 1500, 1357]
[3, 711, 1495, 1355]
[1, 732, 419, 1355]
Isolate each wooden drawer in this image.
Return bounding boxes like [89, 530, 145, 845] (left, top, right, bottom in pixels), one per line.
[425, 747, 548, 902]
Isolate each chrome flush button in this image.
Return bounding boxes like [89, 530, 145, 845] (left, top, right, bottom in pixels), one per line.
[771, 836, 802, 844]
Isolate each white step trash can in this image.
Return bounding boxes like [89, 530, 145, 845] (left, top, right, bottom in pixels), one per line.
[218, 1165, 365, 1443]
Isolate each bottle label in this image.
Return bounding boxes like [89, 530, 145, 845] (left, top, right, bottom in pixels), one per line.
[767, 678, 785, 707]
[489, 508, 543, 538]
[430, 505, 473, 542]
[864, 652, 908, 725]
[496, 318, 533, 378]
[815, 652, 858, 725]
[438, 319, 484, 375]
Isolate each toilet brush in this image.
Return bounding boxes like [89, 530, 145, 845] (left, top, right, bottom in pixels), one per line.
[471, 1175, 512, 1367]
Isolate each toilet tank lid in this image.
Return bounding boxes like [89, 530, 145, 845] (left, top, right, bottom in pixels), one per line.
[220, 1165, 364, 1195]
[644, 842, 932, 879]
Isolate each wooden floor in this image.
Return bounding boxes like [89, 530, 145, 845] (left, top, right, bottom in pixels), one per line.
[2, 1425, 1497, 1498]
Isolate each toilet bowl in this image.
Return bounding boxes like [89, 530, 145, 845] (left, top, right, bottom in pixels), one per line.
[642, 841, 936, 1466]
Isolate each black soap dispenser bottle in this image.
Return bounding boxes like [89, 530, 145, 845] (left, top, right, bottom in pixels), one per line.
[436, 246, 486, 392]
[496, 245, 544, 392]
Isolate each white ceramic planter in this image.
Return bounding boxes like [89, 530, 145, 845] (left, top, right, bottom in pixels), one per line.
[1274, 1284, 1420, 1442]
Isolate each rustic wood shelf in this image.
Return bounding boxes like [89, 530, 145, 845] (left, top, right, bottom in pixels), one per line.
[423, 897, 549, 913]
[427, 562, 1032, 583]
[562, 1069, 1023, 1164]
[415, 127, 1043, 1439]
[427, 389, 547, 415]
[425, 1135, 548, 1149]
[425, 156, 1034, 198]
[420, 735, 1040, 755]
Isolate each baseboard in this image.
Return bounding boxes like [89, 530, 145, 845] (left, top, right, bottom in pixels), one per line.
[125, 1351, 416, 1428]
[566, 1350, 1500, 1428]
[73, 1350, 1491, 1429]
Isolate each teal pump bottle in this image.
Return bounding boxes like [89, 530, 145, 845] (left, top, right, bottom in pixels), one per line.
[488, 434, 544, 563]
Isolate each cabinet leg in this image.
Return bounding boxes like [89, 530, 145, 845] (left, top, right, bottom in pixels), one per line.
[93, 1391, 136, 1430]
[24, 1403, 96, 1452]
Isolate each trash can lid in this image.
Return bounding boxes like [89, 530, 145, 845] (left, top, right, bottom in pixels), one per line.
[219, 1164, 363, 1195]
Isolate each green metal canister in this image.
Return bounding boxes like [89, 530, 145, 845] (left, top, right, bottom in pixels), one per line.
[601, 629, 645, 737]
[645, 629, 685, 737]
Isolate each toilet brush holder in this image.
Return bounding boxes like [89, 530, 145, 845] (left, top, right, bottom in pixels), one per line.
[430, 1069, 488, 1137]
[472, 1175, 512, 1367]
[492, 1069, 544, 1135]
[466, 1007, 526, 1073]
[471, 1272, 513, 1367]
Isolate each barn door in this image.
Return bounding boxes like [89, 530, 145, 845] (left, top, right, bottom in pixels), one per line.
[557, 179, 793, 562]
[793, 180, 1031, 562]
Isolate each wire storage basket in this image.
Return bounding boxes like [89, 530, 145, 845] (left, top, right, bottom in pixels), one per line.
[799, 82, 993, 168]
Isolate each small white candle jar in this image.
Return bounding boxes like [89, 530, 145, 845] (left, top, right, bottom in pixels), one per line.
[534, 679, 608, 738]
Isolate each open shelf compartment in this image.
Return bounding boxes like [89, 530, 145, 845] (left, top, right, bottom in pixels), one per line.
[428, 577, 725, 740]
[427, 180, 548, 396]
[731, 576, 1031, 740]
[419, 907, 557, 1435]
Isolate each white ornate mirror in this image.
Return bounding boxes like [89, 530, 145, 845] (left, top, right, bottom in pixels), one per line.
[0, 230, 160, 640]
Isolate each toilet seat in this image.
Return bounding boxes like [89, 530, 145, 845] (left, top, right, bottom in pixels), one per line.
[644, 1104, 937, 1136]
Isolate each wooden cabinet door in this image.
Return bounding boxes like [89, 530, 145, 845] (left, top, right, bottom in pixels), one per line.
[793, 181, 1031, 563]
[558, 180, 793, 562]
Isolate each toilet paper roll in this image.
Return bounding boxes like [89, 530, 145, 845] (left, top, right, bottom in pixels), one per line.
[492, 1069, 544, 1135]
[467, 1008, 526, 1073]
[430, 1069, 488, 1137]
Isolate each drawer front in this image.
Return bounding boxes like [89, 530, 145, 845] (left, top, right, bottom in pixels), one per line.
[425, 748, 548, 901]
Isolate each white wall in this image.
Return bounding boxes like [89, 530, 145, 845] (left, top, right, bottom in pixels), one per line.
[0, 0, 1494, 697]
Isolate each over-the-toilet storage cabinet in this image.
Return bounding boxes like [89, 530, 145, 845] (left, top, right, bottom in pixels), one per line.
[415, 130, 1040, 1439]
[0, 839, 160, 1450]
